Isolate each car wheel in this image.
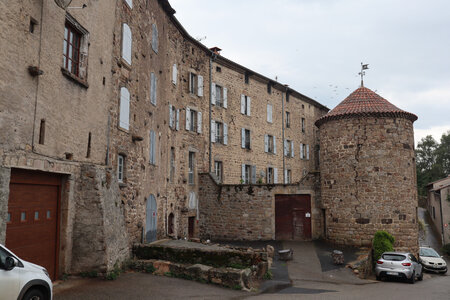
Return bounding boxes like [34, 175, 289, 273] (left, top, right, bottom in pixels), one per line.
[418, 270, 423, 281]
[376, 274, 381, 281]
[441, 269, 447, 275]
[22, 288, 45, 300]
[409, 271, 415, 284]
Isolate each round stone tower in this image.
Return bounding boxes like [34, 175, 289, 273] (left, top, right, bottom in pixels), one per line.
[315, 86, 418, 252]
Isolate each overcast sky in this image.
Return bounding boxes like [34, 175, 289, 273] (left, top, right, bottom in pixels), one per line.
[170, 0, 450, 145]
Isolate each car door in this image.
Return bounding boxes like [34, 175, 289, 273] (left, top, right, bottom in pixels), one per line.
[0, 246, 20, 300]
[409, 254, 421, 275]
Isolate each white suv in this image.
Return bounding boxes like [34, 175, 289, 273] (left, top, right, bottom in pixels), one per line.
[0, 244, 52, 300]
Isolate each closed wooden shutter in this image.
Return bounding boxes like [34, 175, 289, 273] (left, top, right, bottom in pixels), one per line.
[264, 135, 269, 152]
[223, 123, 228, 145]
[240, 95, 245, 114]
[223, 88, 228, 108]
[152, 23, 158, 53]
[122, 23, 132, 65]
[306, 144, 310, 160]
[211, 83, 216, 105]
[186, 108, 191, 130]
[197, 111, 202, 133]
[247, 97, 251, 116]
[169, 104, 173, 128]
[197, 75, 203, 97]
[241, 164, 246, 182]
[241, 128, 245, 148]
[119, 87, 130, 130]
[251, 165, 256, 184]
[211, 120, 216, 143]
[176, 109, 180, 131]
[273, 136, 277, 154]
[150, 72, 157, 105]
[291, 141, 294, 158]
[267, 104, 272, 122]
[172, 64, 177, 85]
[274, 168, 278, 184]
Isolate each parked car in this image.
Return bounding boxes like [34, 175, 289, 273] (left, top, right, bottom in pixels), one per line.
[375, 252, 423, 283]
[419, 246, 447, 274]
[0, 244, 52, 300]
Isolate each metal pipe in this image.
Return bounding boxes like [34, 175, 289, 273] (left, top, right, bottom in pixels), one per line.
[281, 88, 285, 184]
[208, 53, 216, 173]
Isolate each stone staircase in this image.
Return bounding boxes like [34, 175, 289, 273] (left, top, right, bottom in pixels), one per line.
[131, 239, 271, 291]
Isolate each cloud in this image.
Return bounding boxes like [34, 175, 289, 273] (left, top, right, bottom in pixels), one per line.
[414, 125, 450, 145]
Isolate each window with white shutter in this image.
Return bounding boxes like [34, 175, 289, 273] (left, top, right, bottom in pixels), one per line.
[291, 141, 294, 158]
[185, 108, 191, 130]
[197, 111, 202, 133]
[284, 139, 293, 157]
[124, 0, 132, 8]
[242, 128, 251, 149]
[264, 135, 269, 153]
[223, 123, 228, 145]
[273, 136, 277, 154]
[172, 64, 177, 85]
[274, 168, 278, 184]
[306, 144, 310, 160]
[241, 164, 246, 183]
[122, 23, 132, 65]
[119, 87, 130, 130]
[169, 104, 173, 128]
[150, 72, 157, 105]
[223, 88, 228, 108]
[149, 130, 156, 165]
[190, 73, 198, 95]
[211, 120, 216, 143]
[198, 75, 203, 97]
[118, 154, 125, 182]
[176, 109, 180, 130]
[300, 143, 305, 159]
[152, 23, 158, 53]
[240, 95, 251, 116]
[251, 165, 256, 184]
[267, 104, 273, 123]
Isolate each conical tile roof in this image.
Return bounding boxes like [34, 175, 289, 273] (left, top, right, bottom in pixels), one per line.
[315, 86, 417, 127]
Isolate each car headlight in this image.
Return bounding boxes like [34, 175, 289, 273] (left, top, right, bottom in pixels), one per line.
[42, 268, 50, 279]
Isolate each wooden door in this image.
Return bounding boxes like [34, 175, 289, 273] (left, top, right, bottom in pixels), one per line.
[275, 194, 311, 240]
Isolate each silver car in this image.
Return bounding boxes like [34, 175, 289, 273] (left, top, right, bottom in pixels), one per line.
[375, 252, 423, 283]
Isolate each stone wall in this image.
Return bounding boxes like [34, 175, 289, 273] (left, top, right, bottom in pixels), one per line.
[319, 117, 418, 252]
[0, 167, 11, 244]
[198, 173, 323, 240]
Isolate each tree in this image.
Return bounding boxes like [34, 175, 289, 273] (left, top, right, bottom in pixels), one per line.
[415, 135, 443, 197]
[436, 131, 450, 177]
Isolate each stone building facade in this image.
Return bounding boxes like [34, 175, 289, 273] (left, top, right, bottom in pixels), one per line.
[0, 0, 419, 280]
[315, 87, 419, 251]
[427, 176, 450, 245]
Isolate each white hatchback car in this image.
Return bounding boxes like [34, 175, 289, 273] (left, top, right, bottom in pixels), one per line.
[419, 246, 447, 274]
[0, 244, 52, 300]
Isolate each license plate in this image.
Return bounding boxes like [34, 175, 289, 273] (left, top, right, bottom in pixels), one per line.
[386, 272, 398, 275]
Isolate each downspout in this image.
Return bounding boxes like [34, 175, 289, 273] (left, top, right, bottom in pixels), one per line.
[281, 88, 285, 184]
[437, 191, 445, 244]
[208, 53, 216, 173]
[31, 0, 45, 152]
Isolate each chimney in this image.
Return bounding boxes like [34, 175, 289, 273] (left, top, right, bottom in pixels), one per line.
[210, 47, 222, 55]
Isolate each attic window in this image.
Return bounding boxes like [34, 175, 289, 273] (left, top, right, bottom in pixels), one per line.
[244, 72, 249, 84]
[267, 83, 272, 94]
[216, 66, 221, 73]
[29, 17, 38, 33]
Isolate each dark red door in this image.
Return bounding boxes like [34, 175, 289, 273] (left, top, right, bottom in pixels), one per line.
[6, 169, 60, 280]
[188, 217, 195, 238]
[275, 194, 311, 240]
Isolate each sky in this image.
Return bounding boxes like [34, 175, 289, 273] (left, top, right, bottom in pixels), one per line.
[169, 0, 450, 145]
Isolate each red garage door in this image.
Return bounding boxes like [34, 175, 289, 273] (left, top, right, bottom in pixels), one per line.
[275, 194, 311, 240]
[6, 169, 61, 280]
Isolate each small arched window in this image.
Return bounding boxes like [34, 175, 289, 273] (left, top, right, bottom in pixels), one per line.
[122, 23, 132, 65]
[188, 192, 197, 209]
[168, 213, 174, 235]
[119, 87, 130, 130]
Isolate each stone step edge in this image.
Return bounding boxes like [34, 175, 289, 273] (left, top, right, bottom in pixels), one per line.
[132, 259, 257, 291]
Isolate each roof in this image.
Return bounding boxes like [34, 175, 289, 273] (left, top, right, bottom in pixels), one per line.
[158, 0, 329, 112]
[315, 86, 418, 127]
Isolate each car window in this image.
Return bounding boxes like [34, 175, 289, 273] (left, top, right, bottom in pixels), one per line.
[420, 248, 440, 257]
[0, 247, 8, 267]
[382, 254, 406, 261]
[409, 254, 418, 262]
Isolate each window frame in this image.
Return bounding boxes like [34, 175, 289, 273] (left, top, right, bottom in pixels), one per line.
[267, 167, 274, 184]
[118, 154, 125, 183]
[244, 129, 251, 150]
[301, 118, 306, 133]
[188, 151, 195, 185]
[214, 161, 223, 183]
[215, 84, 223, 107]
[169, 147, 175, 183]
[189, 73, 198, 95]
[286, 111, 290, 128]
[63, 21, 82, 77]
[215, 121, 223, 144]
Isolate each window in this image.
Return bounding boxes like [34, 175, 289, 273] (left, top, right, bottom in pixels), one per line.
[124, 0, 132, 8]
[216, 66, 222, 72]
[267, 104, 273, 123]
[264, 135, 276, 154]
[169, 147, 175, 183]
[118, 154, 125, 182]
[433, 206, 435, 219]
[300, 144, 310, 160]
[215, 121, 223, 143]
[63, 21, 82, 76]
[241, 128, 251, 150]
[172, 64, 177, 85]
[286, 169, 292, 184]
[149, 130, 156, 165]
[119, 87, 130, 130]
[267, 82, 272, 94]
[186, 108, 202, 133]
[284, 139, 294, 157]
[241, 95, 251, 116]
[188, 152, 195, 185]
[169, 104, 179, 129]
[121, 23, 132, 65]
[215, 161, 223, 182]
[286, 92, 290, 102]
[211, 120, 228, 145]
[242, 164, 256, 184]
[152, 23, 158, 53]
[286, 111, 290, 128]
[211, 83, 226, 107]
[301, 118, 306, 133]
[168, 213, 174, 235]
[245, 72, 249, 84]
[267, 167, 274, 184]
[150, 72, 157, 105]
[306, 144, 310, 160]
[29, 17, 38, 34]
[190, 73, 204, 96]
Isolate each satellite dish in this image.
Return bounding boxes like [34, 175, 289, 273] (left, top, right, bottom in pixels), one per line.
[54, 0, 72, 9]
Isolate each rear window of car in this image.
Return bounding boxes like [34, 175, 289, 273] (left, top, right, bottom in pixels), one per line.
[382, 254, 406, 261]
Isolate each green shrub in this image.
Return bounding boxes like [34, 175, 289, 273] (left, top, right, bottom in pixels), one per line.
[144, 264, 156, 274]
[442, 243, 450, 256]
[372, 230, 395, 261]
[263, 270, 273, 280]
[80, 270, 98, 278]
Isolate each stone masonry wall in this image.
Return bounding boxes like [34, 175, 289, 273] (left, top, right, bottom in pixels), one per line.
[198, 173, 323, 240]
[0, 167, 11, 244]
[319, 117, 418, 252]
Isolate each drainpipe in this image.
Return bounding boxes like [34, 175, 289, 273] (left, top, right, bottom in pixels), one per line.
[208, 53, 216, 173]
[281, 89, 285, 184]
[437, 192, 445, 244]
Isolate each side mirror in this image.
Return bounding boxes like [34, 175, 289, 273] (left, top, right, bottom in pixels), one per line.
[4, 256, 17, 271]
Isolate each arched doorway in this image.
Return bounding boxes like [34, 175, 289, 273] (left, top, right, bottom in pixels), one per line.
[145, 194, 157, 243]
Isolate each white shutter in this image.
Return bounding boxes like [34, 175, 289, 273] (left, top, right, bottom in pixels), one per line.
[119, 87, 130, 130]
[186, 107, 191, 130]
[241, 128, 245, 148]
[273, 136, 277, 154]
[223, 123, 228, 145]
[241, 164, 246, 182]
[211, 120, 216, 143]
[172, 64, 177, 85]
[291, 141, 294, 158]
[284, 139, 287, 156]
[267, 104, 272, 123]
[124, 0, 133, 8]
[197, 75, 203, 97]
[122, 24, 132, 65]
[150, 130, 156, 164]
[169, 104, 173, 128]
[197, 111, 202, 133]
[247, 97, 251, 116]
[251, 165, 256, 184]
[284, 169, 288, 184]
[264, 135, 269, 153]
[274, 168, 278, 184]
[152, 23, 158, 53]
[300, 143, 304, 159]
[223, 88, 228, 108]
[176, 109, 180, 131]
[211, 82, 216, 105]
[306, 144, 310, 160]
[240, 95, 245, 114]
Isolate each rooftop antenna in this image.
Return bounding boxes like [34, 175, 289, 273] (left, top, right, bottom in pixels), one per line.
[359, 62, 369, 87]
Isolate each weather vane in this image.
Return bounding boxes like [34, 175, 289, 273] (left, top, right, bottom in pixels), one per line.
[359, 62, 369, 87]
